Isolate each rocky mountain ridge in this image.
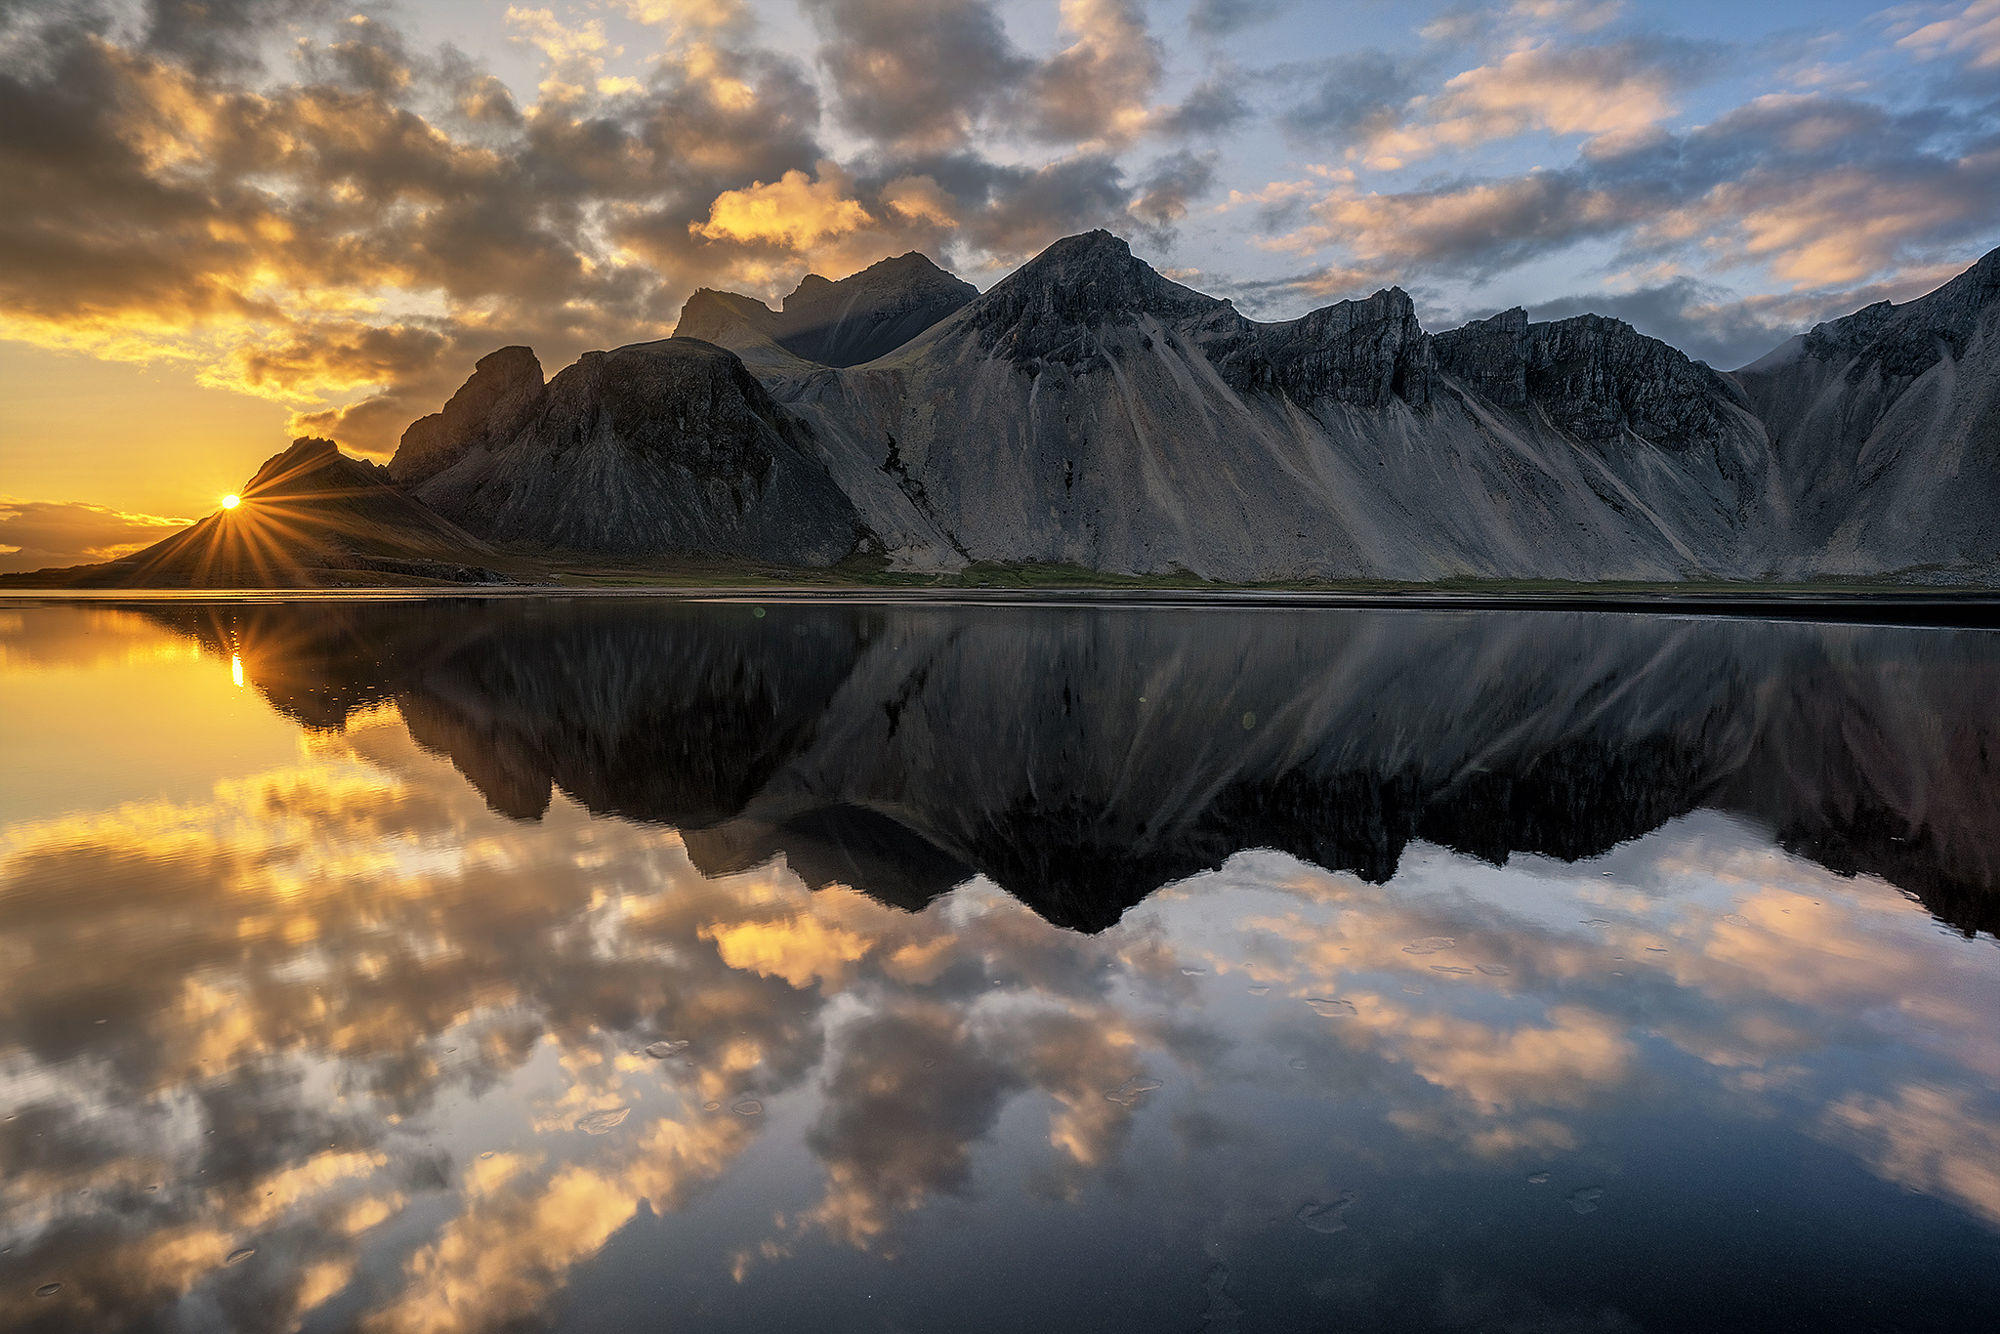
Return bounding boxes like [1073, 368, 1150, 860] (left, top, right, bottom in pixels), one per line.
[667, 230, 1787, 581]
[11, 230, 1997, 587]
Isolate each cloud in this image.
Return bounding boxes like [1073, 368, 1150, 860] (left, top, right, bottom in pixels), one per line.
[1257, 89, 2000, 293]
[617, 0, 749, 40]
[1023, 0, 1163, 148]
[801, 1002, 1020, 1248]
[1157, 71, 1252, 136]
[219, 321, 453, 402]
[1278, 50, 1427, 147]
[693, 161, 874, 249]
[1188, 0, 1296, 38]
[1823, 1083, 2000, 1227]
[801, 0, 1028, 151]
[1263, 170, 1632, 276]
[1130, 150, 1220, 234]
[1894, 0, 2000, 73]
[0, 2, 836, 455]
[1359, 36, 1719, 168]
[801, 0, 1178, 153]
[0, 499, 192, 572]
[949, 153, 1135, 262]
[1510, 0, 1626, 34]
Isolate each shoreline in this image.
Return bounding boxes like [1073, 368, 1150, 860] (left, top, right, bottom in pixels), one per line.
[6, 583, 2000, 626]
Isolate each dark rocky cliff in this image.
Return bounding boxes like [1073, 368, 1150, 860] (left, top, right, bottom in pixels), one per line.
[411, 339, 863, 564]
[391, 346, 546, 486]
[1733, 244, 2000, 575]
[1205, 287, 1435, 409]
[1438, 310, 1751, 449]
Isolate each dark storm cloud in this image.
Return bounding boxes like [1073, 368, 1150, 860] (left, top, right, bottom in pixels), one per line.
[805, 0, 1171, 150]
[228, 321, 452, 396]
[953, 153, 1136, 257]
[300, 13, 416, 95]
[133, 0, 333, 70]
[0, 1, 842, 452]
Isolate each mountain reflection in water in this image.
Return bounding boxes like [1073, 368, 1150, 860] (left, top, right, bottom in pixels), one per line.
[0, 600, 1997, 1334]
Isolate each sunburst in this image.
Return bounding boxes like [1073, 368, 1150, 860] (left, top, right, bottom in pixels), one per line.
[127, 449, 388, 587]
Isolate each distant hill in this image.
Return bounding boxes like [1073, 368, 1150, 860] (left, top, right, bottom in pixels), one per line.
[675, 251, 977, 371]
[15, 231, 2000, 588]
[3, 437, 501, 588]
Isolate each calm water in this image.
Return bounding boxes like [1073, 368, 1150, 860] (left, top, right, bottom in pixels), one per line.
[2, 599, 1999, 1333]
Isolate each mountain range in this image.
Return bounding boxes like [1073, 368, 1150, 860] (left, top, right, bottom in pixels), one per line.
[15, 231, 2000, 586]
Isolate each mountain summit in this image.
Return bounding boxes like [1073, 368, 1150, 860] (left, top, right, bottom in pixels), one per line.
[675, 251, 975, 370]
[1735, 244, 2000, 575]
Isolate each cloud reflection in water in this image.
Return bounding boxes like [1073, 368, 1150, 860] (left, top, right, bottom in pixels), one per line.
[1, 601, 1997, 1332]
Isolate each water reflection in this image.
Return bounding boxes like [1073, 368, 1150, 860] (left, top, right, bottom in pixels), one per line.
[0, 601, 1996, 1332]
[142, 599, 2000, 936]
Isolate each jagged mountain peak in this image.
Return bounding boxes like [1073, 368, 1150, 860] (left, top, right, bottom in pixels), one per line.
[1292, 285, 1419, 329]
[1198, 284, 1434, 409]
[1021, 228, 1131, 267]
[958, 229, 1223, 364]
[247, 434, 344, 488]
[992, 229, 1201, 302]
[1537, 311, 1641, 340]
[390, 345, 545, 486]
[781, 250, 965, 313]
[1787, 244, 2000, 376]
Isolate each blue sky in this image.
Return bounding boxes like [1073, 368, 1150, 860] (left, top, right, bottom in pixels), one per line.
[3, 0, 1999, 546]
